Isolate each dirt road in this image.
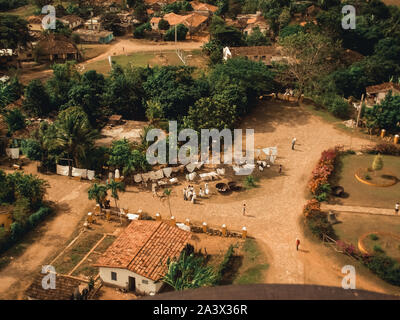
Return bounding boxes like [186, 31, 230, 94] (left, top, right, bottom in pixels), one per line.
[0, 165, 92, 299]
[0, 101, 399, 299]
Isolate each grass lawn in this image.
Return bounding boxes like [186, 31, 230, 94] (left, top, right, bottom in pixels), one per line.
[233, 239, 269, 285]
[83, 50, 205, 75]
[333, 212, 400, 248]
[80, 44, 110, 61]
[332, 154, 400, 208]
[72, 251, 101, 278]
[53, 232, 104, 275]
[363, 233, 400, 259]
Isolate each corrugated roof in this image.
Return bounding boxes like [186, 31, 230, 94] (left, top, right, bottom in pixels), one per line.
[95, 221, 191, 281]
[366, 82, 400, 94]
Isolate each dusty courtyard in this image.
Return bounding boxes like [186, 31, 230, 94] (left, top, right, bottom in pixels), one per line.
[1, 101, 400, 299]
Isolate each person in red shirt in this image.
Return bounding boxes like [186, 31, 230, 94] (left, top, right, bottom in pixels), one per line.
[296, 238, 300, 251]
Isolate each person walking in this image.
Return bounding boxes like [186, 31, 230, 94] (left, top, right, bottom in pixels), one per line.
[183, 187, 187, 201]
[192, 191, 197, 204]
[199, 187, 204, 198]
[395, 202, 399, 214]
[291, 138, 297, 150]
[279, 164, 282, 174]
[296, 238, 300, 251]
[242, 202, 246, 216]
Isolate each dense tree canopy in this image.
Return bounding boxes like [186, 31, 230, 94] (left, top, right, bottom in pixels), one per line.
[0, 15, 31, 49]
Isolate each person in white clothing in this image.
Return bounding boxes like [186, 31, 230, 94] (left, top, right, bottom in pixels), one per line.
[395, 202, 399, 214]
[192, 191, 197, 204]
[205, 183, 209, 195]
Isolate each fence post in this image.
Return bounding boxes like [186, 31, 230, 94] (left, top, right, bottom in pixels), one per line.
[242, 227, 247, 239]
[222, 224, 227, 237]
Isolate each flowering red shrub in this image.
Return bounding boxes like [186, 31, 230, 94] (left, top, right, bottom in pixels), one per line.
[303, 199, 321, 218]
[308, 146, 342, 195]
[336, 240, 360, 257]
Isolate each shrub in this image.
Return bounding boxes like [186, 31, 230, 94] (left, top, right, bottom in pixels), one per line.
[308, 147, 341, 196]
[164, 24, 188, 41]
[363, 254, 400, 286]
[303, 199, 321, 218]
[373, 244, 384, 253]
[328, 96, 350, 119]
[336, 240, 359, 257]
[306, 211, 336, 240]
[370, 234, 379, 241]
[363, 143, 400, 156]
[244, 175, 257, 188]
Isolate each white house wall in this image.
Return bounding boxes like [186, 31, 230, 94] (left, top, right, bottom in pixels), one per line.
[99, 267, 164, 295]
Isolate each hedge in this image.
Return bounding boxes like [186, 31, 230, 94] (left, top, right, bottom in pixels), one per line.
[0, 206, 52, 254]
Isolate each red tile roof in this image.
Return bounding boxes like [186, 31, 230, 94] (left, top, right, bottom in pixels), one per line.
[190, 1, 218, 13]
[95, 221, 191, 281]
[25, 274, 82, 300]
[366, 82, 400, 94]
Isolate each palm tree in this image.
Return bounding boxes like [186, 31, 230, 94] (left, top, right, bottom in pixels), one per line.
[107, 179, 125, 210]
[163, 188, 172, 217]
[53, 107, 99, 168]
[88, 183, 108, 208]
[162, 251, 218, 291]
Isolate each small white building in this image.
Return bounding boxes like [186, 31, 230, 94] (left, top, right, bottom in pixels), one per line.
[95, 220, 191, 295]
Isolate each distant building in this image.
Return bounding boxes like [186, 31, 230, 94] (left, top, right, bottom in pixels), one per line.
[243, 15, 269, 36]
[27, 15, 45, 32]
[84, 16, 103, 31]
[145, 0, 178, 11]
[365, 82, 400, 107]
[150, 17, 162, 30]
[0, 206, 12, 230]
[35, 34, 81, 63]
[223, 46, 285, 66]
[190, 1, 218, 16]
[227, 11, 269, 36]
[162, 12, 209, 34]
[59, 15, 84, 30]
[95, 220, 191, 295]
[25, 274, 90, 300]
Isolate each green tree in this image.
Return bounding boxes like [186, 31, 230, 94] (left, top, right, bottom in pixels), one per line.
[103, 65, 146, 119]
[143, 66, 203, 119]
[88, 183, 108, 208]
[245, 27, 270, 46]
[68, 70, 106, 125]
[209, 16, 243, 47]
[46, 62, 80, 110]
[372, 154, 384, 175]
[23, 79, 51, 117]
[0, 15, 31, 50]
[0, 77, 22, 108]
[158, 19, 170, 31]
[107, 179, 125, 210]
[53, 106, 99, 167]
[163, 188, 172, 217]
[145, 100, 164, 123]
[365, 92, 400, 133]
[164, 24, 189, 41]
[100, 12, 124, 36]
[279, 31, 341, 94]
[3, 108, 26, 134]
[183, 96, 237, 131]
